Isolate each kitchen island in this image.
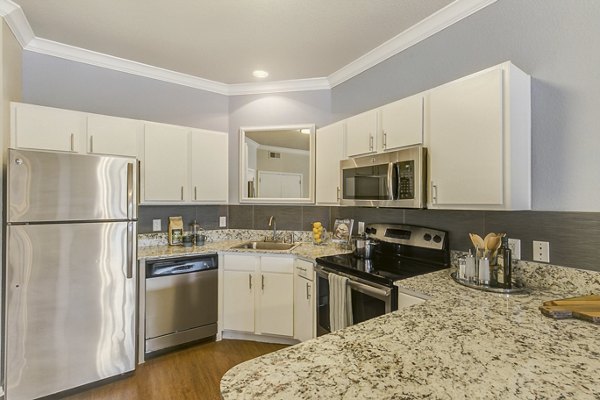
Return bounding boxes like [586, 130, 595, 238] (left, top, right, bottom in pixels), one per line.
[220, 264, 600, 399]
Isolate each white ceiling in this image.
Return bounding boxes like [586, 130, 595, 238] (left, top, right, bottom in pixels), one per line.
[2, 0, 496, 94]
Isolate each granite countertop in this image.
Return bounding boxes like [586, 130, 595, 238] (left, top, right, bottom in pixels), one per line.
[137, 240, 349, 261]
[220, 268, 600, 399]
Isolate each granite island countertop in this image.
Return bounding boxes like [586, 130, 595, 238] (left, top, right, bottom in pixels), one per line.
[220, 267, 600, 400]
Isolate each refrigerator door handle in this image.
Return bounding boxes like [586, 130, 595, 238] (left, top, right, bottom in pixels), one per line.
[127, 162, 134, 219]
[127, 222, 134, 279]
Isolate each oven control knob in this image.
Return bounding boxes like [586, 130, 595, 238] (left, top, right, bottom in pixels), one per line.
[423, 233, 432, 241]
[433, 235, 442, 243]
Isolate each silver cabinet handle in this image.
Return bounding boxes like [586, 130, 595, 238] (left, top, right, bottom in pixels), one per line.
[194, 186, 198, 201]
[261, 274, 265, 291]
[181, 186, 184, 201]
[249, 274, 252, 290]
[306, 282, 311, 300]
[70, 133, 75, 152]
[369, 135, 374, 151]
[431, 182, 438, 204]
[126, 163, 134, 219]
[90, 135, 94, 153]
[383, 132, 387, 149]
[336, 186, 340, 202]
[126, 222, 133, 279]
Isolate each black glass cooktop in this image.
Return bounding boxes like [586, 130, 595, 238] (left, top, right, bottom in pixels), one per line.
[316, 253, 447, 287]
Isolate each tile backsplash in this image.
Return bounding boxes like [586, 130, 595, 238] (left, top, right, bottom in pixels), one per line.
[139, 205, 600, 272]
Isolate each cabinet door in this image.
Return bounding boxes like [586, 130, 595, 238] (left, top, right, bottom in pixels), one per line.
[294, 260, 315, 342]
[143, 123, 189, 202]
[222, 271, 255, 333]
[425, 68, 504, 207]
[257, 272, 293, 337]
[380, 95, 423, 151]
[12, 103, 85, 153]
[316, 121, 344, 204]
[87, 114, 141, 157]
[345, 109, 377, 157]
[190, 129, 228, 203]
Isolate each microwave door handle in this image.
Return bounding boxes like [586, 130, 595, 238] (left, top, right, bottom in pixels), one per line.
[386, 162, 395, 200]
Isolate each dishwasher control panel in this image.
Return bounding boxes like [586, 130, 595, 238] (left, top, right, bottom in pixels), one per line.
[146, 254, 218, 278]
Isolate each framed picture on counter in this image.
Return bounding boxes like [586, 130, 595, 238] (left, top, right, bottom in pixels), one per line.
[332, 218, 353, 243]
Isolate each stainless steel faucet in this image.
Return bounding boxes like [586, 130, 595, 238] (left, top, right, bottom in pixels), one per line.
[268, 216, 277, 241]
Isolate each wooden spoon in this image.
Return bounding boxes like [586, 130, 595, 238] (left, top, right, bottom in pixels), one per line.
[469, 233, 484, 251]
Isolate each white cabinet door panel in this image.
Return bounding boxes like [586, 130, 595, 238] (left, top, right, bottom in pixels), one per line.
[13, 103, 85, 152]
[345, 109, 377, 157]
[427, 68, 504, 206]
[222, 271, 255, 333]
[87, 115, 141, 157]
[190, 129, 228, 202]
[380, 95, 423, 151]
[257, 272, 293, 336]
[143, 123, 189, 202]
[316, 121, 344, 204]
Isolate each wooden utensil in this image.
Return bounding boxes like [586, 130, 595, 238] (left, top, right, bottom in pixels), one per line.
[539, 295, 600, 324]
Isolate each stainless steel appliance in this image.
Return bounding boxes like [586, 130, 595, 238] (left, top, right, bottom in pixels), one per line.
[340, 145, 426, 208]
[145, 254, 218, 355]
[316, 223, 449, 336]
[5, 149, 137, 400]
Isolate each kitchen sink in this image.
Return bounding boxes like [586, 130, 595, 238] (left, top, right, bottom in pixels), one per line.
[231, 241, 299, 251]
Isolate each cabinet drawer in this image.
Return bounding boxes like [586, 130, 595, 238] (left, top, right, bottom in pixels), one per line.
[223, 254, 259, 271]
[260, 256, 294, 273]
[295, 259, 314, 280]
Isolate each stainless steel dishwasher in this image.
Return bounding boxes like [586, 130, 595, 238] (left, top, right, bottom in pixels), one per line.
[145, 254, 218, 355]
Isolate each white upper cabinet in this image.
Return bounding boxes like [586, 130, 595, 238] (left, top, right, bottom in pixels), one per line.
[11, 103, 86, 153]
[190, 129, 229, 203]
[345, 109, 378, 157]
[87, 114, 142, 157]
[316, 121, 345, 204]
[380, 94, 423, 151]
[424, 62, 531, 210]
[143, 122, 189, 202]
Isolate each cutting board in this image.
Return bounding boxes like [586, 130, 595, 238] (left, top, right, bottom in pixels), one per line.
[539, 294, 600, 324]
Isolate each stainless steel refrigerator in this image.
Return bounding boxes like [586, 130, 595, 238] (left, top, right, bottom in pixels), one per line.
[5, 149, 137, 400]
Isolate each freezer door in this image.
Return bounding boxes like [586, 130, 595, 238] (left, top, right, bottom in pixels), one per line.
[8, 148, 137, 223]
[5, 222, 137, 400]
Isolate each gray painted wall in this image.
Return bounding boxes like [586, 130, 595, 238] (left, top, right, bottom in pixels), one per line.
[21, 52, 229, 132]
[331, 0, 600, 212]
[228, 91, 333, 203]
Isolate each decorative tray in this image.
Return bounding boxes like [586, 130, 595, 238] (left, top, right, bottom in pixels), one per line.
[450, 272, 529, 295]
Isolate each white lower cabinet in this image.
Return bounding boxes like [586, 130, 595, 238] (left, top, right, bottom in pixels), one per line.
[293, 259, 315, 342]
[222, 254, 294, 338]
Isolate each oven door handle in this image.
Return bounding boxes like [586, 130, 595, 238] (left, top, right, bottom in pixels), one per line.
[317, 266, 392, 299]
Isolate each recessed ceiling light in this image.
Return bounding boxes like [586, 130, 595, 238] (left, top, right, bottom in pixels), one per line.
[253, 70, 269, 78]
[300, 128, 311, 134]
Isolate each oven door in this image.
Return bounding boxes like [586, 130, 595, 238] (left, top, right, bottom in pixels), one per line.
[316, 266, 397, 336]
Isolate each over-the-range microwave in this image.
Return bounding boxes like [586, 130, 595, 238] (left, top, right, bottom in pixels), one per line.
[340, 145, 426, 208]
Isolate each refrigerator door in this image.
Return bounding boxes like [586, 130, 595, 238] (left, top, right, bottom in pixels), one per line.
[8, 148, 137, 223]
[5, 222, 136, 400]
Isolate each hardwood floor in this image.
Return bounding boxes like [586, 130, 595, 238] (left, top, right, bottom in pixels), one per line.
[64, 339, 288, 400]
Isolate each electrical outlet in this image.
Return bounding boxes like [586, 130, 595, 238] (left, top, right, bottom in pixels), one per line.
[508, 238, 521, 260]
[219, 216, 227, 228]
[152, 219, 161, 232]
[358, 221, 365, 235]
[533, 240, 550, 263]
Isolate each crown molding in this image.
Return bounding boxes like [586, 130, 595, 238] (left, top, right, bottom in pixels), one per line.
[1, 0, 496, 95]
[25, 37, 230, 95]
[0, 0, 34, 47]
[227, 78, 330, 96]
[327, 0, 498, 87]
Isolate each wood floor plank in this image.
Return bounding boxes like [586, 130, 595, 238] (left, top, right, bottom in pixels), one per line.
[63, 339, 288, 400]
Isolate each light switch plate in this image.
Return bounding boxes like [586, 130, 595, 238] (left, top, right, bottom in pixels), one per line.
[533, 240, 550, 263]
[152, 219, 161, 232]
[219, 216, 227, 228]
